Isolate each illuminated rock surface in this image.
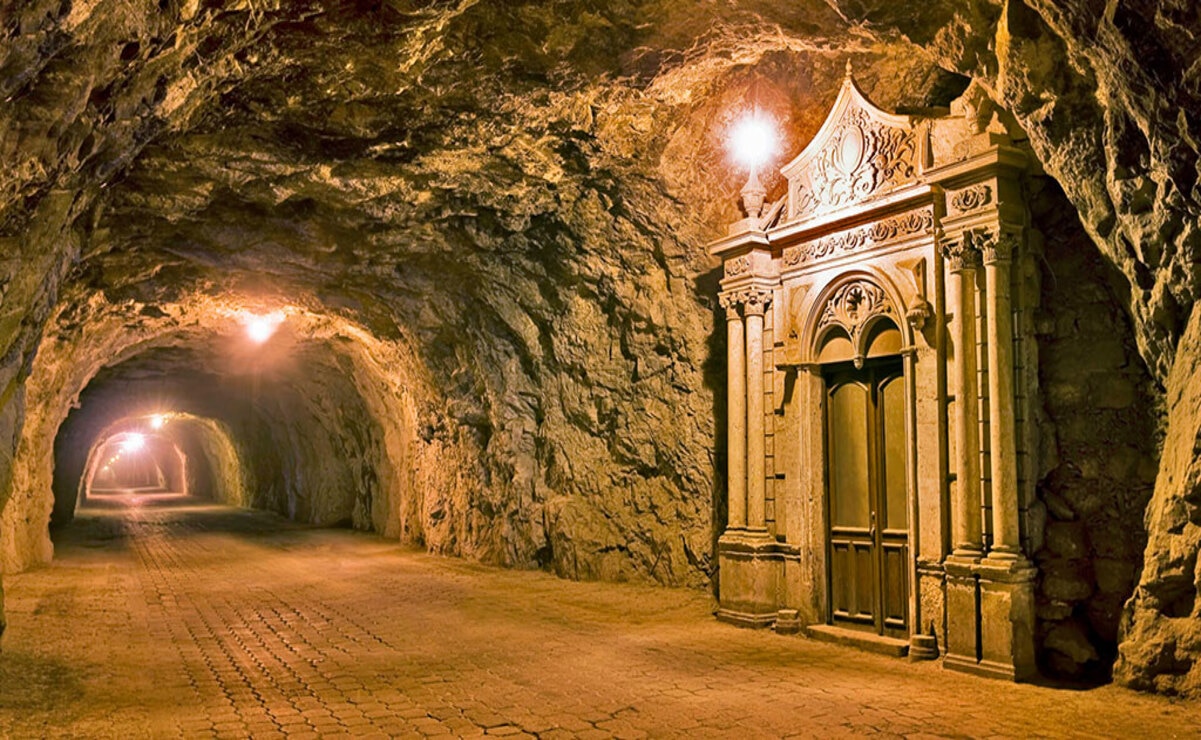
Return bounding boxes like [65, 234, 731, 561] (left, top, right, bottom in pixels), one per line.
[0, 0, 1198, 697]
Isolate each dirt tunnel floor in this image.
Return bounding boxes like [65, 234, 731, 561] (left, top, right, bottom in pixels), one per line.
[0, 502, 1195, 739]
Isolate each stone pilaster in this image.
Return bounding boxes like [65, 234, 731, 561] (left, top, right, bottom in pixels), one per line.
[716, 285, 781, 628]
[742, 287, 771, 535]
[978, 230, 1023, 560]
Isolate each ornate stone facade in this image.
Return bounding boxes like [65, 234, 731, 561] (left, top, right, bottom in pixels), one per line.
[709, 69, 1042, 681]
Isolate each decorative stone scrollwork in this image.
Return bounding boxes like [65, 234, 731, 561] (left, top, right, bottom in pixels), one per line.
[818, 280, 893, 340]
[949, 184, 992, 214]
[724, 256, 750, 277]
[792, 107, 917, 218]
[782, 208, 934, 267]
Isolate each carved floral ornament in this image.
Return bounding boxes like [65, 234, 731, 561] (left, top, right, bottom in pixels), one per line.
[791, 105, 917, 219]
[949, 183, 992, 214]
[817, 279, 894, 347]
[782, 207, 934, 267]
[724, 255, 750, 277]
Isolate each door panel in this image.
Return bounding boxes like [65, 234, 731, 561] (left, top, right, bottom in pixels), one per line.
[825, 358, 910, 638]
[828, 382, 870, 529]
[881, 541, 909, 630]
[880, 375, 908, 531]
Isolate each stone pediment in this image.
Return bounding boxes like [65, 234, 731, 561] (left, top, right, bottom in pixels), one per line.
[781, 69, 919, 224]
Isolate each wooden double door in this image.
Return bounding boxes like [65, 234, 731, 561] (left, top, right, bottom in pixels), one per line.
[824, 358, 909, 638]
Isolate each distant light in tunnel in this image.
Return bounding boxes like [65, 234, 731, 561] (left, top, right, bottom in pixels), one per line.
[121, 433, 146, 453]
[149, 413, 168, 430]
[728, 110, 779, 170]
[245, 311, 286, 344]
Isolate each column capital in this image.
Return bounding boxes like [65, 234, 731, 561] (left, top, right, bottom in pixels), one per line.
[941, 238, 982, 274]
[739, 287, 773, 316]
[719, 291, 742, 318]
[958, 226, 1022, 265]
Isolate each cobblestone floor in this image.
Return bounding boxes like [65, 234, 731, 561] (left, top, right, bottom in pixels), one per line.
[0, 499, 1196, 738]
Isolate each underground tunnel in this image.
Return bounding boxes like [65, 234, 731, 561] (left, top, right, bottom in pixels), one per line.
[1, 0, 1200, 735]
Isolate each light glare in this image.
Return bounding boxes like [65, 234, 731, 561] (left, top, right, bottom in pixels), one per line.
[245, 312, 285, 344]
[149, 414, 167, 430]
[121, 433, 146, 453]
[728, 112, 779, 169]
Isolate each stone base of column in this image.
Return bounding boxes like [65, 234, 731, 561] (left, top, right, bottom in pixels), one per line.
[942, 553, 982, 675]
[715, 530, 782, 629]
[909, 634, 940, 661]
[773, 609, 802, 635]
[976, 555, 1038, 682]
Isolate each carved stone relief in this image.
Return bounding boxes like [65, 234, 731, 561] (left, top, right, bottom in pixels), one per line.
[724, 255, 750, 278]
[791, 106, 917, 219]
[949, 184, 992, 215]
[782, 207, 933, 267]
[818, 280, 893, 341]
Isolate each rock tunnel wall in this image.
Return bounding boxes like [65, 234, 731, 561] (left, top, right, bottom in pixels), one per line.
[0, 0, 1198, 695]
[3, 292, 428, 570]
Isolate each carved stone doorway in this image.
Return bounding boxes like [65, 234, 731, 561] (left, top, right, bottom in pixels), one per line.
[824, 356, 909, 639]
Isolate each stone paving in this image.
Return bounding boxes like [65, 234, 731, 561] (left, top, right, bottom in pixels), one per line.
[0, 499, 1197, 739]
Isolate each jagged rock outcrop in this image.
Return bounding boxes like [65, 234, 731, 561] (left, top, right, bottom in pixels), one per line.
[1, 0, 1198, 695]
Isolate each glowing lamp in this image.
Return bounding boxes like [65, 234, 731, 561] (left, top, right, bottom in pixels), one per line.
[245, 312, 285, 344]
[149, 414, 167, 430]
[727, 111, 779, 220]
[121, 433, 146, 453]
[729, 112, 779, 169]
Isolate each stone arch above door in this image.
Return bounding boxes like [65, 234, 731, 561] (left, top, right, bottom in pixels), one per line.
[801, 270, 910, 369]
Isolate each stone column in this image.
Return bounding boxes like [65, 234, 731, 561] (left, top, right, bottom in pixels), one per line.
[941, 236, 985, 675]
[722, 293, 747, 531]
[981, 233, 1021, 559]
[941, 240, 983, 557]
[975, 228, 1036, 682]
[743, 288, 770, 534]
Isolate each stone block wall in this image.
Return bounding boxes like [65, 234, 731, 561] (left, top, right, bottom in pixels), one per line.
[1031, 178, 1163, 681]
